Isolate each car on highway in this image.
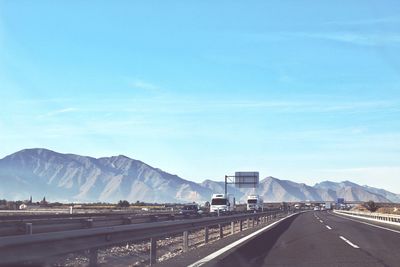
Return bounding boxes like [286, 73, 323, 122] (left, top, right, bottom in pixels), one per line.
[313, 206, 320, 211]
[179, 204, 203, 216]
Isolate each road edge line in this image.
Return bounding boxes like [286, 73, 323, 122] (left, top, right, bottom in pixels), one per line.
[330, 211, 400, 234]
[333, 210, 400, 226]
[187, 212, 302, 267]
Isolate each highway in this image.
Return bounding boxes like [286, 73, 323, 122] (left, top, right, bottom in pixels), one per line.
[197, 211, 400, 267]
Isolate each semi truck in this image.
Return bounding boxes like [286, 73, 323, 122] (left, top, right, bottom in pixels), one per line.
[210, 194, 235, 214]
[246, 194, 263, 212]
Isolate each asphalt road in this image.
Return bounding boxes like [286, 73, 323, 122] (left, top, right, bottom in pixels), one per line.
[202, 211, 400, 267]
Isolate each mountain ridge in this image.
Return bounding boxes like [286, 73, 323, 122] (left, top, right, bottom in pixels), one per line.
[0, 148, 398, 203]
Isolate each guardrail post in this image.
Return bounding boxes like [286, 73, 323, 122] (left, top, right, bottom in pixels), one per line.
[239, 220, 243, 231]
[84, 218, 93, 228]
[183, 231, 189, 252]
[123, 217, 133, 225]
[252, 217, 255, 228]
[218, 224, 223, 239]
[25, 223, 33, 235]
[231, 221, 235, 235]
[89, 248, 98, 267]
[246, 218, 250, 229]
[150, 238, 157, 265]
[204, 226, 209, 244]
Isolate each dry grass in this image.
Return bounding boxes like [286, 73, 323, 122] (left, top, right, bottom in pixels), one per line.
[352, 204, 400, 215]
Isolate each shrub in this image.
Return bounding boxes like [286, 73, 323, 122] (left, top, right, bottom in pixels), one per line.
[364, 200, 379, 212]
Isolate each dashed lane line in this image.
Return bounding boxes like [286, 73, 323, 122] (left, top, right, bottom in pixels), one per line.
[339, 235, 360, 249]
[326, 225, 332, 230]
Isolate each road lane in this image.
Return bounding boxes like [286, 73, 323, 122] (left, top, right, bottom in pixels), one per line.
[204, 211, 394, 267]
[319, 211, 400, 267]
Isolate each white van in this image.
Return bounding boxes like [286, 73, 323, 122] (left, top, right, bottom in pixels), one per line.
[210, 194, 235, 214]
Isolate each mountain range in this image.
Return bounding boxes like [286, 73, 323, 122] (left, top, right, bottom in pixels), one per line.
[0, 148, 399, 203]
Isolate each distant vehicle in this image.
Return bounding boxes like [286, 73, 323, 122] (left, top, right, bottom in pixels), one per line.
[325, 202, 332, 210]
[313, 206, 320, 211]
[19, 203, 28, 210]
[210, 194, 235, 214]
[179, 204, 202, 216]
[294, 203, 301, 209]
[247, 195, 263, 212]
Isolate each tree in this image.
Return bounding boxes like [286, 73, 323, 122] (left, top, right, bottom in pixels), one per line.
[364, 200, 379, 212]
[117, 200, 130, 208]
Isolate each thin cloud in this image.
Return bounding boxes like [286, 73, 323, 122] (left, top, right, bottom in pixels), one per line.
[130, 79, 160, 91]
[326, 16, 400, 26]
[39, 107, 79, 118]
[293, 32, 400, 46]
[206, 100, 397, 113]
[244, 31, 400, 47]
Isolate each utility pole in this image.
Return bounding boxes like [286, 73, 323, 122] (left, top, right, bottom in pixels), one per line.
[225, 175, 228, 195]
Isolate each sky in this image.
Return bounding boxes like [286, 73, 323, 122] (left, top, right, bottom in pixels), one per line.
[0, 0, 400, 192]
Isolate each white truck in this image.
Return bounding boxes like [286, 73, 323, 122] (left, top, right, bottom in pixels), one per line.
[246, 195, 263, 212]
[325, 202, 332, 210]
[210, 194, 235, 214]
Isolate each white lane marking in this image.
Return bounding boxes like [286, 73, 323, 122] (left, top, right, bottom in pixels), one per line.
[339, 235, 360, 248]
[187, 212, 301, 267]
[319, 219, 324, 223]
[326, 225, 332, 230]
[330, 211, 400, 234]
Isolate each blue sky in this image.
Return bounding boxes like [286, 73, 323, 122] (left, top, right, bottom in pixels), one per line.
[1, 1, 400, 192]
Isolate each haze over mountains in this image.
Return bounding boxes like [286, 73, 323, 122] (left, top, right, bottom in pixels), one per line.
[0, 149, 399, 203]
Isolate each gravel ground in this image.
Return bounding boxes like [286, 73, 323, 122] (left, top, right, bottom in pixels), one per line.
[52, 214, 286, 266]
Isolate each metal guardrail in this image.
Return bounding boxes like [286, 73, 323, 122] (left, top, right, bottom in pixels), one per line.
[0, 212, 184, 237]
[0, 209, 280, 237]
[334, 210, 400, 224]
[0, 210, 293, 266]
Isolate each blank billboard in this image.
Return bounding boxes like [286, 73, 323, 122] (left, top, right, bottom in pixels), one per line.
[234, 172, 259, 188]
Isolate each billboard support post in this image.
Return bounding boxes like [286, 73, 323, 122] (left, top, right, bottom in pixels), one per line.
[224, 172, 259, 195]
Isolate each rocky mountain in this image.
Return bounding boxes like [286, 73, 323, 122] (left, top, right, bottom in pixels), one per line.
[0, 148, 399, 203]
[0, 148, 211, 203]
[314, 181, 400, 203]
